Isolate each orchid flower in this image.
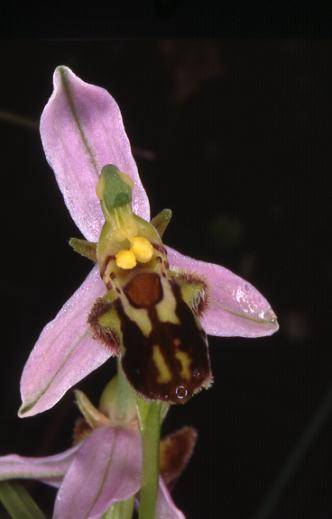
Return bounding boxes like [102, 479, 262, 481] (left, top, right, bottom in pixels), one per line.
[1, 382, 194, 518]
[19, 66, 278, 419]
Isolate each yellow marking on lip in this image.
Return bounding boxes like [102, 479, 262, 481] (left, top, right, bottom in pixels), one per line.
[128, 307, 152, 337]
[153, 345, 172, 384]
[175, 350, 192, 381]
[156, 277, 180, 325]
[121, 296, 153, 337]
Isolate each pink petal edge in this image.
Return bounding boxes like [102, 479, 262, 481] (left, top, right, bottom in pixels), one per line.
[0, 446, 78, 487]
[40, 66, 150, 242]
[167, 247, 279, 338]
[157, 478, 185, 519]
[19, 267, 110, 418]
[53, 426, 142, 519]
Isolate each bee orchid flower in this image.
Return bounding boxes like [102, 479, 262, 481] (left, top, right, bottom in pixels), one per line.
[19, 66, 278, 418]
[1, 386, 190, 518]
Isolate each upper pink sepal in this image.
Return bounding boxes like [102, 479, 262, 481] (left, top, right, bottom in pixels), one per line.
[167, 247, 279, 338]
[53, 426, 142, 519]
[40, 66, 150, 241]
[19, 267, 110, 418]
[0, 446, 78, 488]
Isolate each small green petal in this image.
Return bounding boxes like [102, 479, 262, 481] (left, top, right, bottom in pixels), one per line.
[69, 238, 97, 262]
[151, 208, 172, 238]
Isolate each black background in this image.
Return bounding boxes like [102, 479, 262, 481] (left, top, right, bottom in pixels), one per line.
[0, 38, 330, 518]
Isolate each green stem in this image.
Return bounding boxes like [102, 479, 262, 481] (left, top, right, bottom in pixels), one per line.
[102, 495, 135, 519]
[137, 399, 162, 519]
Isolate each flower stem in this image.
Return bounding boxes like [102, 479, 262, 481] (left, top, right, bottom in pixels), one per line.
[137, 399, 162, 519]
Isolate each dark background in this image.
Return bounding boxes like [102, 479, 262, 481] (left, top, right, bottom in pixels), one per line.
[0, 40, 330, 518]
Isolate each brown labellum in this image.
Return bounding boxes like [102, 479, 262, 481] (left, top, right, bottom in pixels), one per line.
[119, 274, 212, 404]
